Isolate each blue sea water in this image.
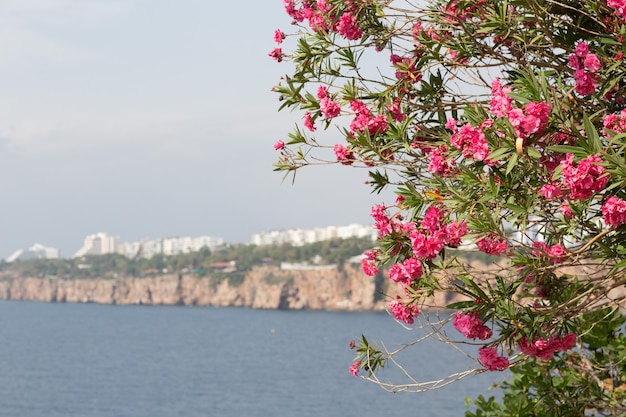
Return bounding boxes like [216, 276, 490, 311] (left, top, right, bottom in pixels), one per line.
[0, 302, 506, 417]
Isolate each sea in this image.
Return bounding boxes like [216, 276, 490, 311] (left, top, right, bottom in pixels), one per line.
[0, 301, 507, 417]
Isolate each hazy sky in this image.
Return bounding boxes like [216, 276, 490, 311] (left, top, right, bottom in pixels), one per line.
[0, 0, 393, 259]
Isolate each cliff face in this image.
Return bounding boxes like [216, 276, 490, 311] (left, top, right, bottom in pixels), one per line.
[0, 264, 412, 311]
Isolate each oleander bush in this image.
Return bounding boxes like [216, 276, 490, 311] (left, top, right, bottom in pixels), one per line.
[271, 0, 626, 414]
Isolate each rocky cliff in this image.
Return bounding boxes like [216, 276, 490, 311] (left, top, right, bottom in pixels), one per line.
[0, 264, 462, 310]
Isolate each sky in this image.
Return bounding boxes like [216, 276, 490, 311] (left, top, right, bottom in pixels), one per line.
[0, 0, 393, 259]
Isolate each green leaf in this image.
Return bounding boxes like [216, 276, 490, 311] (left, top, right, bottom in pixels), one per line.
[526, 147, 541, 159]
[447, 301, 477, 309]
[505, 152, 518, 175]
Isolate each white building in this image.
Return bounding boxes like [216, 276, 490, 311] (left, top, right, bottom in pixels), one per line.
[6, 243, 61, 262]
[117, 235, 224, 259]
[73, 233, 120, 258]
[251, 224, 376, 247]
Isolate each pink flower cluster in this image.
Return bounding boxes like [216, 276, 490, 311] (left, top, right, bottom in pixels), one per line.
[389, 297, 420, 324]
[602, 196, 626, 227]
[478, 347, 510, 371]
[370, 204, 392, 237]
[540, 183, 564, 200]
[269, 48, 285, 62]
[490, 78, 512, 118]
[518, 333, 577, 360]
[507, 102, 551, 139]
[349, 360, 361, 376]
[561, 153, 608, 200]
[350, 100, 389, 136]
[390, 54, 422, 84]
[304, 112, 316, 131]
[361, 249, 379, 276]
[603, 109, 626, 134]
[608, 0, 626, 21]
[283, 0, 364, 41]
[568, 41, 601, 96]
[274, 29, 286, 44]
[489, 79, 551, 139]
[427, 145, 456, 175]
[333, 143, 355, 165]
[335, 11, 363, 40]
[387, 99, 405, 122]
[476, 234, 508, 256]
[410, 210, 467, 259]
[453, 312, 493, 340]
[532, 242, 568, 264]
[274, 140, 285, 150]
[442, 0, 483, 22]
[389, 257, 423, 287]
[318, 86, 341, 119]
[448, 121, 490, 161]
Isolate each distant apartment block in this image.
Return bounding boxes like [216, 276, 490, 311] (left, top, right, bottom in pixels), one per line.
[73, 232, 120, 258]
[6, 243, 61, 262]
[251, 224, 376, 246]
[118, 235, 224, 259]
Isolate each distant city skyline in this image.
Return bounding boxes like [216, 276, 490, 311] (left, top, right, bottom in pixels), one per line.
[3, 223, 377, 261]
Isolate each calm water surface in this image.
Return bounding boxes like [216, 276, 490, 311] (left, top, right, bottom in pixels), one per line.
[0, 302, 506, 417]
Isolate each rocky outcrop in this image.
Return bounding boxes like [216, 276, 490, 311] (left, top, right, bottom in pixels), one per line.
[0, 264, 466, 310]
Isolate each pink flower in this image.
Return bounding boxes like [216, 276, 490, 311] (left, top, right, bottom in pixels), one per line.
[608, 0, 626, 21]
[478, 347, 510, 371]
[518, 333, 577, 360]
[387, 99, 405, 122]
[561, 153, 608, 200]
[574, 70, 598, 96]
[450, 123, 490, 161]
[476, 234, 508, 255]
[560, 202, 573, 219]
[546, 244, 567, 263]
[361, 249, 379, 276]
[317, 86, 329, 99]
[602, 196, 626, 227]
[274, 29, 286, 44]
[283, 0, 304, 22]
[268, 48, 285, 62]
[349, 360, 361, 376]
[575, 41, 589, 57]
[333, 143, 354, 165]
[604, 109, 626, 134]
[389, 264, 407, 283]
[274, 140, 285, 150]
[410, 231, 444, 259]
[427, 146, 455, 175]
[349, 100, 389, 136]
[390, 54, 422, 84]
[445, 118, 458, 133]
[390, 298, 420, 324]
[403, 257, 423, 280]
[335, 12, 363, 40]
[507, 102, 551, 138]
[320, 97, 341, 119]
[532, 242, 568, 263]
[421, 205, 444, 233]
[540, 183, 564, 200]
[389, 258, 423, 286]
[490, 78, 512, 118]
[454, 312, 492, 340]
[303, 112, 316, 132]
[444, 220, 467, 247]
[584, 54, 601, 72]
[568, 42, 600, 96]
